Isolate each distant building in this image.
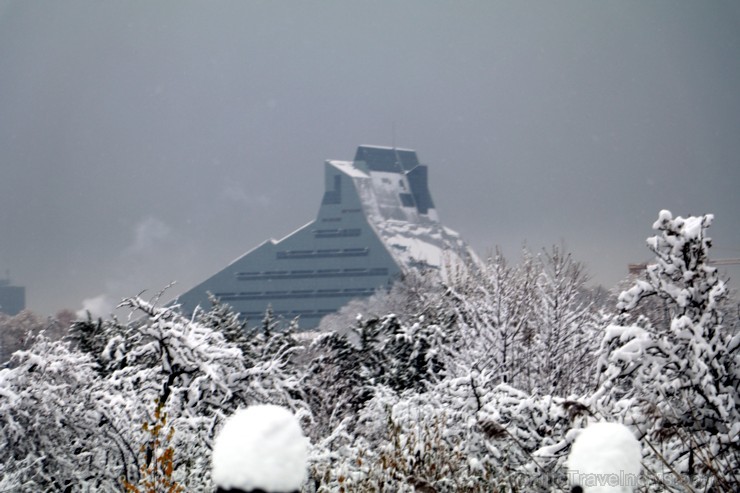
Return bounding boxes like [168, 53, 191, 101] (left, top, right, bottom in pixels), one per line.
[0, 278, 25, 316]
[176, 145, 473, 328]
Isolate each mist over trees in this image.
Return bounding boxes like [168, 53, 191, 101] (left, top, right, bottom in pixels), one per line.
[0, 309, 74, 364]
[0, 211, 738, 492]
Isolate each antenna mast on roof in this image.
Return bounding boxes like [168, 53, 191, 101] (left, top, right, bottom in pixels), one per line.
[392, 121, 396, 149]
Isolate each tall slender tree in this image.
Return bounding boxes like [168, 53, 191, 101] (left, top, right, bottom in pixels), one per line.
[594, 211, 739, 486]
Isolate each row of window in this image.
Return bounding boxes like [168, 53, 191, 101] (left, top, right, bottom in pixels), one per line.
[276, 247, 369, 259]
[215, 287, 377, 302]
[235, 267, 389, 281]
[241, 309, 334, 319]
[313, 228, 361, 238]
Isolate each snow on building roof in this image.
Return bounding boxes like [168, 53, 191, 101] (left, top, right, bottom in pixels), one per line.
[335, 153, 473, 274]
[326, 159, 369, 178]
[356, 144, 416, 152]
[212, 405, 308, 492]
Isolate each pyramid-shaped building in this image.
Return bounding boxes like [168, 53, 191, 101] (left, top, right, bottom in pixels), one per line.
[176, 145, 473, 328]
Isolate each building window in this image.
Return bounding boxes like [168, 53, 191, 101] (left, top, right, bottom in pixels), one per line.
[313, 228, 361, 238]
[276, 247, 369, 259]
[214, 287, 377, 301]
[236, 266, 389, 281]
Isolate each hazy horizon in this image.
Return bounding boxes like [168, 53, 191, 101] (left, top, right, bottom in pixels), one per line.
[1, 1, 738, 317]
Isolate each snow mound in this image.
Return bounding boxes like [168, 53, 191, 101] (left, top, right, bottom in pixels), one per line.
[212, 405, 308, 492]
[567, 422, 641, 492]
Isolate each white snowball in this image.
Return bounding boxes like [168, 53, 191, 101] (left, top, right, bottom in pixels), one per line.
[567, 422, 641, 493]
[212, 405, 308, 492]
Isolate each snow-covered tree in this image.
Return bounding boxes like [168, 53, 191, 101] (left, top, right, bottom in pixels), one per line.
[530, 246, 600, 396]
[442, 246, 601, 397]
[7, 210, 738, 492]
[194, 293, 250, 356]
[377, 314, 450, 393]
[593, 210, 739, 489]
[445, 249, 536, 389]
[0, 309, 72, 366]
[67, 313, 127, 377]
[302, 308, 454, 445]
[1, 291, 310, 491]
[301, 330, 374, 439]
[0, 334, 132, 490]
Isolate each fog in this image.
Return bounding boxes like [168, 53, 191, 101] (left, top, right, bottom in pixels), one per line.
[1, 1, 738, 316]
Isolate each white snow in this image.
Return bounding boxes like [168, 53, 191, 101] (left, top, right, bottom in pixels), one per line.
[566, 422, 641, 492]
[652, 209, 673, 229]
[340, 163, 475, 275]
[327, 159, 369, 178]
[212, 405, 308, 492]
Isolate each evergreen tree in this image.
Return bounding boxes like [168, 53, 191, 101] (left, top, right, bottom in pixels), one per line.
[302, 331, 374, 438]
[194, 293, 250, 358]
[67, 313, 127, 376]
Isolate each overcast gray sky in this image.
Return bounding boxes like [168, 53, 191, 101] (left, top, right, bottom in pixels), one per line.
[1, 0, 739, 317]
